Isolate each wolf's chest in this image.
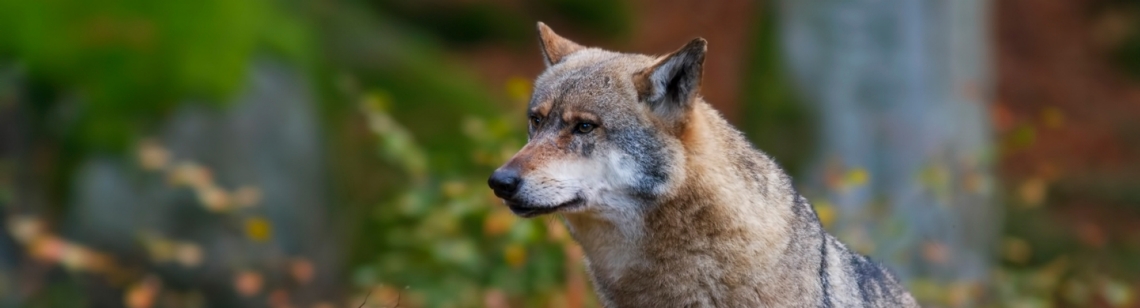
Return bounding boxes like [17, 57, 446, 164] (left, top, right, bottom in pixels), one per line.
[587, 260, 774, 308]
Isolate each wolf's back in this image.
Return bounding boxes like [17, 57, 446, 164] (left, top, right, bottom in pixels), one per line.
[792, 194, 919, 307]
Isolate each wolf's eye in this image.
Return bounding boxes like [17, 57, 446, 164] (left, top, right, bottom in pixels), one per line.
[574, 122, 596, 134]
[529, 116, 542, 127]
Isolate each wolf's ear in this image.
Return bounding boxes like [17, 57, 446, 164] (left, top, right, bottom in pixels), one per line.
[634, 38, 707, 123]
[537, 22, 584, 67]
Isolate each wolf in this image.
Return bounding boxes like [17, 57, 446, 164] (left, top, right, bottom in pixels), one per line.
[487, 22, 919, 307]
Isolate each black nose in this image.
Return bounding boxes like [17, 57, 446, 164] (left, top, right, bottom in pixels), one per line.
[488, 168, 521, 199]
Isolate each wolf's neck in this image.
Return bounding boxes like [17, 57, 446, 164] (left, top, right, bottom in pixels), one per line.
[651, 102, 798, 263]
[562, 209, 646, 284]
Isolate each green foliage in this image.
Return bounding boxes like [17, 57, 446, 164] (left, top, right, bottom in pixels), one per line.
[1103, 0, 1140, 80]
[313, 6, 519, 172]
[27, 278, 86, 308]
[540, 0, 632, 39]
[369, 0, 631, 46]
[739, 5, 816, 176]
[0, 0, 312, 149]
[369, 1, 533, 45]
[352, 87, 575, 306]
[308, 11, 593, 304]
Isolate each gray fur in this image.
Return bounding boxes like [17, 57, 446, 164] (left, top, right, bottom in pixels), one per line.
[489, 23, 919, 307]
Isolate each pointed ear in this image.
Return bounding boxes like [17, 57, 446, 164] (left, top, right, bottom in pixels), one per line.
[537, 22, 585, 67]
[633, 38, 707, 123]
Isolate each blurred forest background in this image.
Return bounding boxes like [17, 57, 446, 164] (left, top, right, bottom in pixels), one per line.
[1, 0, 1139, 307]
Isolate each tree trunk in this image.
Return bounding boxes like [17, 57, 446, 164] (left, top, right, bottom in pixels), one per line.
[780, 0, 997, 303]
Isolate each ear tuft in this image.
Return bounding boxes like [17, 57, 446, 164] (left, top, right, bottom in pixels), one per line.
[634, 38, 707, 123]
[537, 22, 585, 67]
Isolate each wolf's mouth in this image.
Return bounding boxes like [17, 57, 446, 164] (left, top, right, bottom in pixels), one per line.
[505, 197, 584, 218]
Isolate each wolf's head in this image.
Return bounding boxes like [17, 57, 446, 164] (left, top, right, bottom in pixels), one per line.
[488, 22, 707, 218]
